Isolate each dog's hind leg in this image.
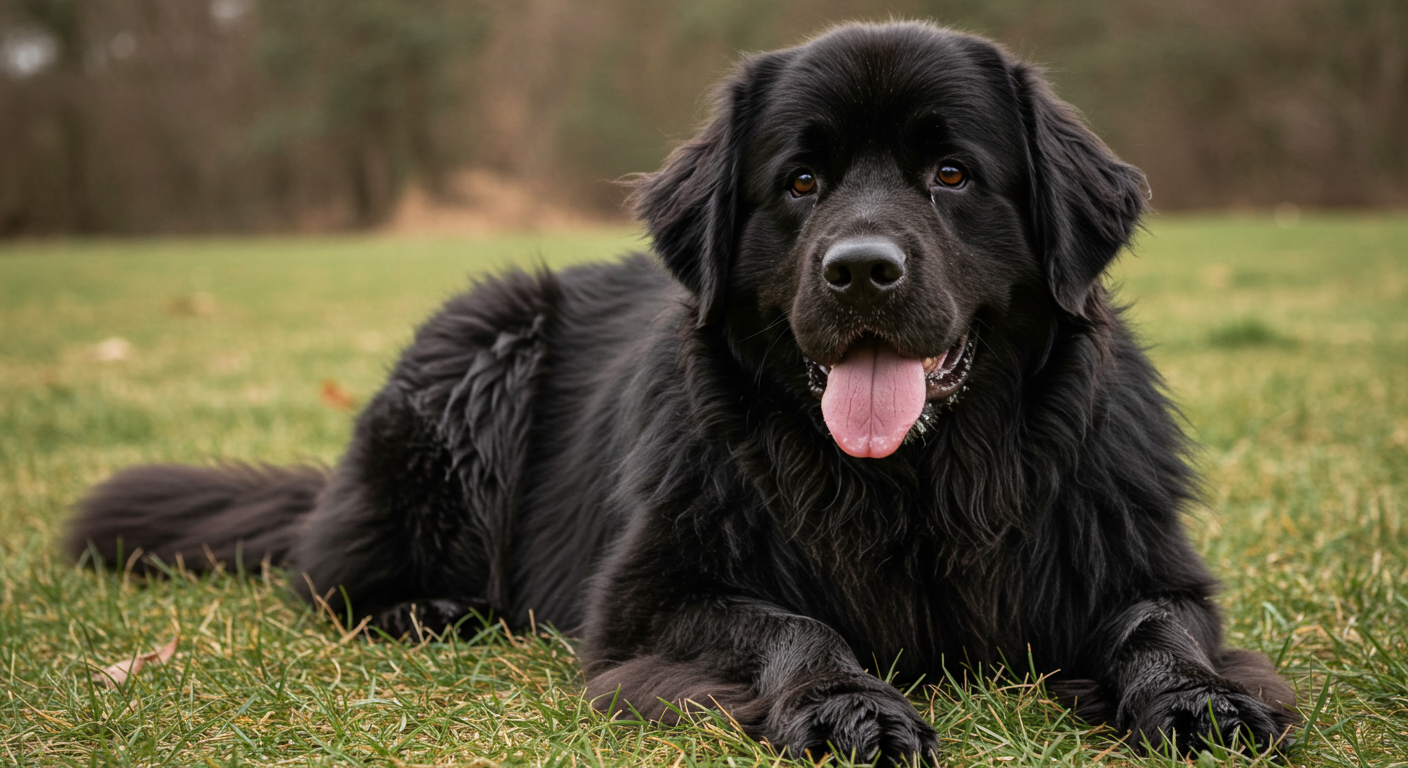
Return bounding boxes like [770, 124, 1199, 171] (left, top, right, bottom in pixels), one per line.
[289, 388, 494, 637]
[289, 271, 558, 638]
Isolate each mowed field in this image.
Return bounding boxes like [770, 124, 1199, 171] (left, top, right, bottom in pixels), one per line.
[1, 216, 1405, 767]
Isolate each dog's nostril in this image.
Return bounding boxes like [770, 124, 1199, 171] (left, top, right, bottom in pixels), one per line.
[872, 262, 901, 286]
[825, 263, 852, 288]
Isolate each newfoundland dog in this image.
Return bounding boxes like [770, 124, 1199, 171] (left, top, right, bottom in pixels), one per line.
[70, 21, 1298, 763]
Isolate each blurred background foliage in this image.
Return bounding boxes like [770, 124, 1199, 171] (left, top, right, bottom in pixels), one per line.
[0, 0, 1404, 235]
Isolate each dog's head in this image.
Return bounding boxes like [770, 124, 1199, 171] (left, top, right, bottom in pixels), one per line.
[634, 22, 1146, 458]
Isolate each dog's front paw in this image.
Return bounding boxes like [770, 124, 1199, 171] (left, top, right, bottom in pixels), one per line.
[765, 677, 939, 766]
[1123, 676, 1296, 756]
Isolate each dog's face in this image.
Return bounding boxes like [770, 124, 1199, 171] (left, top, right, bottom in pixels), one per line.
[635, 23, 1146, 458]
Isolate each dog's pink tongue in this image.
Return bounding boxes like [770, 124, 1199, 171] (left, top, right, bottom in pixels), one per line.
[821, 340, 926, 459]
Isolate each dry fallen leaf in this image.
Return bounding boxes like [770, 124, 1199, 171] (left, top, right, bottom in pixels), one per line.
[320, 379, 356, 411]
[89, 337, 133, 363]
[91, 636, 178, 688]
[169, 292, 218, 317]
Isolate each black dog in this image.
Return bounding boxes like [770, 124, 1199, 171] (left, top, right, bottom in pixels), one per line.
[70, 22, 1298, 763]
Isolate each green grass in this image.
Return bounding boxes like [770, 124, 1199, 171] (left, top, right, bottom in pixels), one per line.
[1, 215, 1405, 766]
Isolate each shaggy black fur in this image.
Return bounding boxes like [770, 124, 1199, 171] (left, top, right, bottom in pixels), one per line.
[70, 22, 1298, 764]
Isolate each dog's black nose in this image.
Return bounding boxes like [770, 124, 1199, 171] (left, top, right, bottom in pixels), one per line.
[821, 237, 906, 302]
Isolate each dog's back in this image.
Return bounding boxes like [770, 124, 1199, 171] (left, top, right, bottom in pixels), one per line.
[68, 255, 682, 631]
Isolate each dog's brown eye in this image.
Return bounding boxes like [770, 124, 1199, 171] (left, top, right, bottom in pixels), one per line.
[791, 172, 817, 197]
[936, 165, 965, 187]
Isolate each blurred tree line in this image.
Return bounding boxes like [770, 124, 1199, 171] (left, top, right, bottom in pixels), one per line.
[0, 0, 1403, 235]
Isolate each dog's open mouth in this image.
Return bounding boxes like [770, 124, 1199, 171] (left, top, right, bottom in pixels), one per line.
[805, 333, 974, 459]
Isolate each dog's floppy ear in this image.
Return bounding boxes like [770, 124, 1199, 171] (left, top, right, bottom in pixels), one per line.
[1014, 63, 1148, 317]
[631, 53, 782, 327]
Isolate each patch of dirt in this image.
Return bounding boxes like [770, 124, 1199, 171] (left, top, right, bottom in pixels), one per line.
[384, 169, 624, 235]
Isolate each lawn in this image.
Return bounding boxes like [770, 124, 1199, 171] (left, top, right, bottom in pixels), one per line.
[1, 216, 1405, 767]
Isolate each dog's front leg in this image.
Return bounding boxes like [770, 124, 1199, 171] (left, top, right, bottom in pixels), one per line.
[581, 595, 939, 765]
[1084, 599, 1298, 755]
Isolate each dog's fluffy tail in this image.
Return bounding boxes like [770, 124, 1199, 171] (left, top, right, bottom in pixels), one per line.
[67, 463, 327, 575]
